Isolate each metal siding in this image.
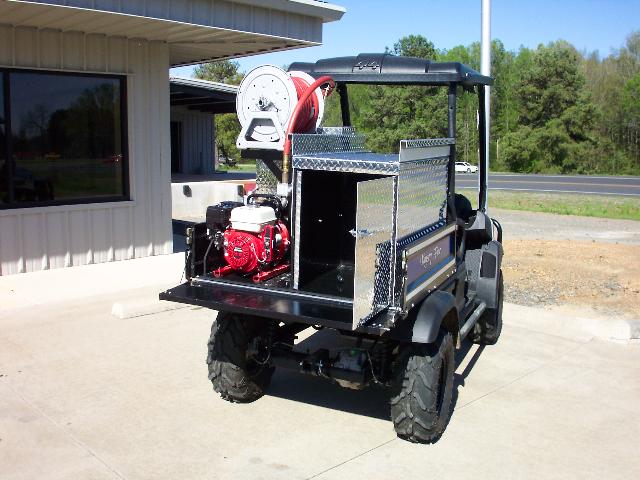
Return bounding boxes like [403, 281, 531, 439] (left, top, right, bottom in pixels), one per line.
[22, 213, 45, 272]
[86, 34, 107, 72]
[0, 25, 12, 64]
[112, 206, 133, 261]
[123, 0, 147, 17]
[62, 31, 85, 70]
[0, 26, 172, 274]
[107, 36, 128, 72]
[14, 26, 38, 67]
[170, 107, 214, 175]
[253, 8, 268, 35]
[69, 210, 90, 266]
[169, 0, 191, 23]
[40, 29, 62, 69]
[45, 211, 67, 269]
[91, 209, 111, 263]
[158, 60, 173, 255]
[234, 3, 253, 31]
[129, 40, 153, 259]
[215, 2, 234, 26]
[0, 216, 21, 275]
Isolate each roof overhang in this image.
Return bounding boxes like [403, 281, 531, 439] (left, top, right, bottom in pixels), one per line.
[170, 76, 237, 114]
[1, 0, 345, 66]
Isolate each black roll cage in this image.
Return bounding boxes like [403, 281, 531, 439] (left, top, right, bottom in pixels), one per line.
[288, 53, 493, 212]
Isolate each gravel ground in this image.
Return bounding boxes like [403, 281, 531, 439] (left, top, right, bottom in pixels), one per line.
[493, 208, 640, 319]
[494, 208, 640, 244]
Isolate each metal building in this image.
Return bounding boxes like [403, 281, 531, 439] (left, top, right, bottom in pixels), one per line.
[0, 0, 344, 275]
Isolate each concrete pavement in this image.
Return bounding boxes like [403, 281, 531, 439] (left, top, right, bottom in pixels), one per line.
[1, 275, 639, 479]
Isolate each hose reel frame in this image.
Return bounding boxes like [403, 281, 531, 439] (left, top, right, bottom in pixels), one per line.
[236, 65, 326, 151]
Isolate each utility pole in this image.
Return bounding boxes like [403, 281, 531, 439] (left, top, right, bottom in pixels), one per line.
[481, 0, 491, 212]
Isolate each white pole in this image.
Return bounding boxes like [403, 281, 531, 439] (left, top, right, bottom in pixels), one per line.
[481, 0, 491, 213]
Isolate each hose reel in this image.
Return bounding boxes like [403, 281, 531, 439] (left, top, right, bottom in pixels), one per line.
[235, 65, 328, 151]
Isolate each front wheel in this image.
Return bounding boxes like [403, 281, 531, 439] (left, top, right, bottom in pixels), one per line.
[467, 167, 471, 173]
[389, 330, 455, 443]
[206, 312, 274, 403]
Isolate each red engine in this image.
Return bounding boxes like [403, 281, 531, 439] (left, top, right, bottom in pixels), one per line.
[223, 221, 289, 273]
[212, 203, 290, 283]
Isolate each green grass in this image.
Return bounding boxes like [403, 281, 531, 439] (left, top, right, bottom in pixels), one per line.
[459, 189, 640, 221]
[216, 162, 256, 173]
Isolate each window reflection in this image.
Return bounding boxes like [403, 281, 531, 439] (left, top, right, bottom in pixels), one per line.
[3, 71, 126, 206]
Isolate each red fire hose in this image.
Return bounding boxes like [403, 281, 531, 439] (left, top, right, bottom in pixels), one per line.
[282, 75, 335, 183]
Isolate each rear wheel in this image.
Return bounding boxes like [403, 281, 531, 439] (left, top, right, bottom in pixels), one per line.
[471, 270, 504, 345]
[206, 312, 274, 403]
[389, 330, 455, 443]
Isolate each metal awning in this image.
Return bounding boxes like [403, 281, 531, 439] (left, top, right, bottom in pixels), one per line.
[170, 76, 238, 114]
[1, 0, 345, 66]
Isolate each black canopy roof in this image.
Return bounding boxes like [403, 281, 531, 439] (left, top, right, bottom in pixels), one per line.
[289, 53, 492, 87]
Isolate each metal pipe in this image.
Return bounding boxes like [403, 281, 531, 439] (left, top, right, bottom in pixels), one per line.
[447, 84, 457, 220]
[478, 86, 488, 211]
[337, 83, 351, 126]
[480, 0, 491, 213]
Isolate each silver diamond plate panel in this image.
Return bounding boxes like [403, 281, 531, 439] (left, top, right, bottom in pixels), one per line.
[291, 133, 366, 156]
[353, 176, 395, 328]
[255, 159, 281, 194]
[396, 157, 449, 240]
[317, 126, 357, 135]
[293, 152, 399, 175]
[400, 138, 455, 149]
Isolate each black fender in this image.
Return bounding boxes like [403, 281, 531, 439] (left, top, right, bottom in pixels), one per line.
[386, 290, 459, 345]
[475, 240, 503, 309]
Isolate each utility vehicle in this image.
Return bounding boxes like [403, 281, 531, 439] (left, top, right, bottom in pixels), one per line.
[160, 53, 503, 443]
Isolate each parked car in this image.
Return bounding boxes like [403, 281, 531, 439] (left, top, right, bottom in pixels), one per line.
[455, 161, 478, 173]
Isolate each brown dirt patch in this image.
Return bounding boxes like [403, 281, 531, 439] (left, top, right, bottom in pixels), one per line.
[502, 239, 640, 319]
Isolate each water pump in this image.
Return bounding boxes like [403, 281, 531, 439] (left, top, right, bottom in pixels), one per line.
[209, 197, 290, 283]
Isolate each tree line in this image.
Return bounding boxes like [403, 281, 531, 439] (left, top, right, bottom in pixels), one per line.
[195, 32, 640, 175]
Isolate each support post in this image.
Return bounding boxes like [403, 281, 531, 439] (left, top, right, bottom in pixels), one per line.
[480, 0, 491, 213]
[447, 83, 457, 221]
[337, 83, 351, 127]
[478, 86, 488, 211]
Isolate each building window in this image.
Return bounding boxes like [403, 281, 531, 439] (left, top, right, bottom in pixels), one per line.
[0, 69, 128, 208]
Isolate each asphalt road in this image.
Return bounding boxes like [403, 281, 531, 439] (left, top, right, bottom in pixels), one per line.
[174, 172, 640, 196]
[456, 173, 640, 196]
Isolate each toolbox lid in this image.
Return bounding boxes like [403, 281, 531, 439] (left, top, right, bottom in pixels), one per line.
[289, 53, 492, 87]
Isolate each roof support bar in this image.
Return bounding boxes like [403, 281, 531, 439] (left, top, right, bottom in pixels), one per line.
[478, 85, 488, 212]
[480, 0, 491, 213]
[337, 83, 351, 127]
[447, 84, 457, 221]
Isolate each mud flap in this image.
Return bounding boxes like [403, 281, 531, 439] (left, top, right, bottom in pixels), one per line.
[474, 240, 503, 309]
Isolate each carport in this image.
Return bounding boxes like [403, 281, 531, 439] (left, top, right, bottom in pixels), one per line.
[169, 77, 238, 175]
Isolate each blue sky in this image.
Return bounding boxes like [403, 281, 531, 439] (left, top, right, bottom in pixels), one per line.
[171, 0, 640, 77]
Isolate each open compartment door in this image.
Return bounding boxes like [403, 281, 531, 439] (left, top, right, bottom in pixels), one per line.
[353, 176, 395, 328]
